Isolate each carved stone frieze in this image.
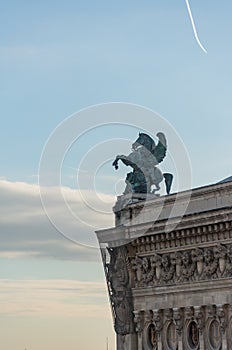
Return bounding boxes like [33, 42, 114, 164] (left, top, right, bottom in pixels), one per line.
[131, 243, 232, 287]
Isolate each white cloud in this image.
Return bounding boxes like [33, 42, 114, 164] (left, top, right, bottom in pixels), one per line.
[0, 179, 114, 261]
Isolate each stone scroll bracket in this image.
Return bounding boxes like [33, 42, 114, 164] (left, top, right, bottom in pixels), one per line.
[102, 245, 136, 336]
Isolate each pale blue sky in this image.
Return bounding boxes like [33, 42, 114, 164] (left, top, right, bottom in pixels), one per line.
[1, 0, 232, 185]
[1, 1, 232, 349]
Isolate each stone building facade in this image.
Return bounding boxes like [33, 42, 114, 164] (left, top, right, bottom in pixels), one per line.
[96, 181, 232, 350]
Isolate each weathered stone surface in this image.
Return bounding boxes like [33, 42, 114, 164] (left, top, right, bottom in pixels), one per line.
[96, 181, 232, 349]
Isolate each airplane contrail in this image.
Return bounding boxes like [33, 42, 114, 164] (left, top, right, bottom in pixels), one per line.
[185, 0, 207, 53]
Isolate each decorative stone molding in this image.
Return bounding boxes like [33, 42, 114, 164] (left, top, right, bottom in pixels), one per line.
[153, 309, 163, 334]
[173, 308, 183, 335]
[143, 322, 158, 350]
[133, 310, 144, 333]
[106, 246, 135, 335]
[183, 319, 200, 350]
[96, 182, 232, 350]
[194, 306, 205, 333]
[228, 317, 232, 349]
[131, 220, 232, 254]
[138, 305, 230, 350]
[205, 318, 222, 350]
[217, 305, 227, 334]
[131, 243, 232, 287]
[162, 320, 178, 350]
[185, 307, 194, 321]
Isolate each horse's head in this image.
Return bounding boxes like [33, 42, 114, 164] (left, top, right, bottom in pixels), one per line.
[132, 133, 155, 152]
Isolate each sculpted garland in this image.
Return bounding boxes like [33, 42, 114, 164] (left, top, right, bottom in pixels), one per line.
[131, 244, 232, 287]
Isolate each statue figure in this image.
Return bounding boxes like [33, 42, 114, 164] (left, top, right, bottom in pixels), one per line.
[112, 132, 173, 195]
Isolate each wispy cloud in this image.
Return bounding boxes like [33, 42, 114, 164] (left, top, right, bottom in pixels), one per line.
[0, 279, 111, 318]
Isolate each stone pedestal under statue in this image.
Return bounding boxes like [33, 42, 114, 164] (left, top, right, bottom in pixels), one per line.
[96, 181, 232, 350]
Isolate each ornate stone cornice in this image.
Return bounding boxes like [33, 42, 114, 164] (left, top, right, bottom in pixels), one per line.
[132, 217, 232, 254]
[96, 207, 232, 248]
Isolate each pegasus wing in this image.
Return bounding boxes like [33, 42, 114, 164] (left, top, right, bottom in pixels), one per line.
[153, 132, 167, 163]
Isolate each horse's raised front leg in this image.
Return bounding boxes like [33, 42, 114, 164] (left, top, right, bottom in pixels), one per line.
[112, 157, 119, 170]
[112, 155, 124, 170]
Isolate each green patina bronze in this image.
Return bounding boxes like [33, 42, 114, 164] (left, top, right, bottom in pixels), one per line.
[112, 132, 173, 195]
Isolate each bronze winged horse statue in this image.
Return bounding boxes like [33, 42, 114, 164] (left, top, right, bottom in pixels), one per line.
[112, 132, 173, 195]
